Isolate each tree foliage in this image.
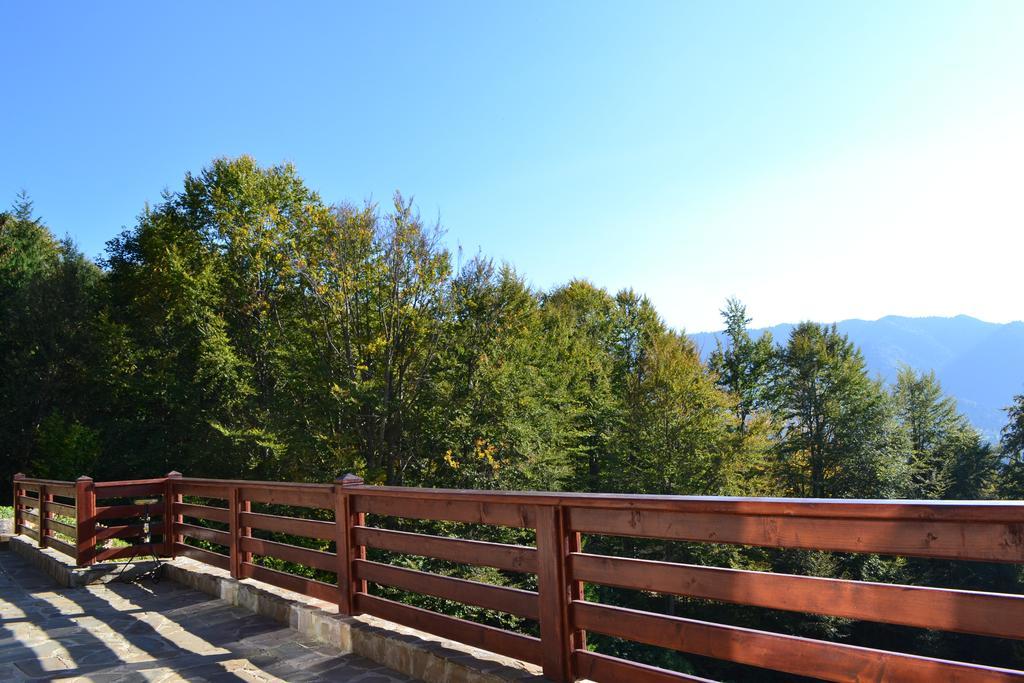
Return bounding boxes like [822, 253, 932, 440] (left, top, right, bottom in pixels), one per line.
[774, 322, 910, 498]
[1000, 394, 1024, 498]
[3, 158, 1024, 677]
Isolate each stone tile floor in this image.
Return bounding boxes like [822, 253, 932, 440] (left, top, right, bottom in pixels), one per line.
[0, 550, 415, 682]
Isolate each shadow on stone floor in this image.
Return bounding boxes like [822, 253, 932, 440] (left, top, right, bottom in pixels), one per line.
[0, 550, 413, 682]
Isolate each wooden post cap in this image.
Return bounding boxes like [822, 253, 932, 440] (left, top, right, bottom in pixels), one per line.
[76, 475, 93, 482]
[13, 473, 25, 480]
[335, 473, 364, 486]
[166, 471, 182, 478]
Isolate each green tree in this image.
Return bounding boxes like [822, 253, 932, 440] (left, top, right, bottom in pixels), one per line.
[708, 298, 777, 431]
[892, 366, 993, 498]
[425, 259, 575, 490]
[707, 299, 780, 496]
[999, 394, 1024, 498]
[104, 156, 330, 479]
[0, 193, 59, 298]
[0, 197, 109, 490]
[295, 195, 453, 484]
[774, 322, 910, 498]
[611, 290, 732, 494]
[542, 280, 621, 492]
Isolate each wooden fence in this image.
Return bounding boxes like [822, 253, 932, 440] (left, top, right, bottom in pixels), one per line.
[11, 472, 1024, 682]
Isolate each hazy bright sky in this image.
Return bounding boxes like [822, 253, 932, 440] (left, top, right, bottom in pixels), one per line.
[2, 1, 1022, 332]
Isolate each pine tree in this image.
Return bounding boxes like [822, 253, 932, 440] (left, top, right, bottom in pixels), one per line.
[892, 366, 989, 498]
[708, 298, 777, 432]
[999, 394, 1024, 498]
[774, 322, 910, 498]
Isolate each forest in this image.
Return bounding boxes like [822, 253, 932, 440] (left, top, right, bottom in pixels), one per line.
[3, 156, 1024, 679]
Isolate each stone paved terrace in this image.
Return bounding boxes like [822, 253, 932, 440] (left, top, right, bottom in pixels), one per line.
[0, 550, 414, 682]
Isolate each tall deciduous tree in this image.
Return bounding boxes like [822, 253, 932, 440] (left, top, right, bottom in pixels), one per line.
[426, 258, 574, 490]
[105, 156, 330, 479]
[542, 284, 732, 495]
[611, 290, 731, 494]
[296, 195, 452, 484]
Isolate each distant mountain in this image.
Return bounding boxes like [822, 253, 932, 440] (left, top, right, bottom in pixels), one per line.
[689, 315, 1024, 439]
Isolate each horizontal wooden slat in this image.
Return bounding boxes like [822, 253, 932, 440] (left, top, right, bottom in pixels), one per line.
[354, 593, 542, 665]
[93, 475, 163, 491]
[570, 553, 1024, 641]
[175, 502, 229, 524]
[175, 542, 230, 570]
[573, 601, 1024, 683]
[121, 476, 1024, 521]
[240, 511, 335, 540]
[45, 517, 78, 539]
[94, 477, 165, 489]
[353, 494, 535, 528]
[95, 504, 151, 521]
[96, 523, 162, 542]
[177, 522, 229, 546]
[241, 562, 337, 603]
[350, 485, 1024, 521]
[354, 559, 539, 620]
[570, 507, 1024, 563]
[25, 482, 76, 497]
[18, 483, 41, 493]
[573, 650, 715, 683]
[46, 536, 77, 559]
[240, 485, 334, 509]
[240, 536, 337, 573]
[20, 526, 40, 541]
[174, 481, 231, 499]
[44, 500, 76, 516]
[93, 482, 163, 499]
[17, 495, 40, 509]
[354, 527, 538, 573]
[22, 509, 40, 524]
[179, 477, 330, 491]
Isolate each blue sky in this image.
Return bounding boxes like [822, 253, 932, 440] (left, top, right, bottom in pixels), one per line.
[3, 1, 1022, 331]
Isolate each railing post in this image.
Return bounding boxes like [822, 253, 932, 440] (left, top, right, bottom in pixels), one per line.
[75, 476, 96, 567]
[536, 504, 576, 683]
[334, 473, 364, 615]
[229, 485, 242, 579]
[164, 471, 182, 558]
[12, 473, 24, 536]
[239, 492, 251, 568]
[568, 528, 586, 652]
[42, 484, 56, 548]
[38, 483, 48, 548]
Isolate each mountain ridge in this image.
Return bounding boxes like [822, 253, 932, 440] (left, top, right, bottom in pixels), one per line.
[688, 315, 1024, 439]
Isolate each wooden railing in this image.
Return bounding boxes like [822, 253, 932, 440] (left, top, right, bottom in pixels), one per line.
[12, 475, 80, 559]
[12, 473, 169, 566]
[11, 472, 1024, 681]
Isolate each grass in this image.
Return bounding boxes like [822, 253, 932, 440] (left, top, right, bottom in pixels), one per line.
[0, 505, 12, 519]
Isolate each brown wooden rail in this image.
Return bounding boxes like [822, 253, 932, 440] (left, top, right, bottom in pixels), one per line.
[12, 474, 168, 566]
[11, 472, 1024, 681]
